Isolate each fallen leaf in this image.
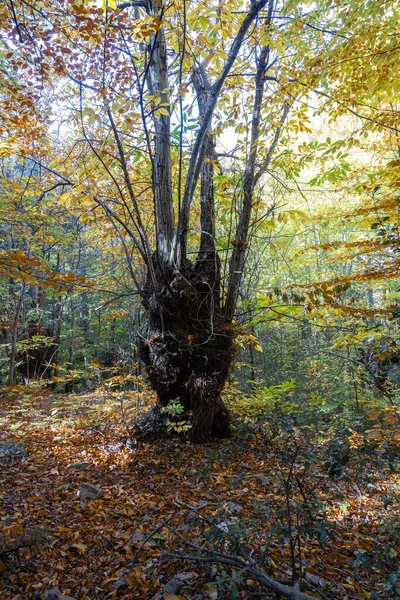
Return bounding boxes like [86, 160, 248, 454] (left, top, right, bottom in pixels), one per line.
[0, 559, 8, 573]
[206, 584, 218, 600]
[71, 543, 87, 554]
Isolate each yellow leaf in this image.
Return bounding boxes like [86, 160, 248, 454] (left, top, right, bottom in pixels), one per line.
[205, 584, 218, 600]
[59, 192, 71, 207]
[72, 542, 87, 554]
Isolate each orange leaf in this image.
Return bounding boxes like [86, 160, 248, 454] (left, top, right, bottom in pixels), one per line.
[0, 559, 8, 573]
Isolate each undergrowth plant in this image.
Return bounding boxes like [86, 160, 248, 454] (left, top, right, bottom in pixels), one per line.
[161, 399, 192, 434]
[231, 379, 298, 436]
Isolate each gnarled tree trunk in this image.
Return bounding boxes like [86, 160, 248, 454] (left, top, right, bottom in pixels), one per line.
[137, 251, 234, 443]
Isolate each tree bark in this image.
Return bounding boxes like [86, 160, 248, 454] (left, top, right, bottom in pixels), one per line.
[149, 0, 175, 259]
[7, 284, 25, 385]
[137, 248, 234, 442]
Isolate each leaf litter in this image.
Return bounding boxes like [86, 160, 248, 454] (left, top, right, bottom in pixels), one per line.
[0, 389, 398, 599]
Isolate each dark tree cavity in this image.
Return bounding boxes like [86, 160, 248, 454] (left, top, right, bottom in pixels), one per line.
[16, 323, 56, 382]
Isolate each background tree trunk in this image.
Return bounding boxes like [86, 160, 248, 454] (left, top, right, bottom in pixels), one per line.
[7, 284, 25, 385]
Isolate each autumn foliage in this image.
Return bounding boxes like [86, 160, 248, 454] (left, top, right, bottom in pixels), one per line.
[0, 0, 400, 597]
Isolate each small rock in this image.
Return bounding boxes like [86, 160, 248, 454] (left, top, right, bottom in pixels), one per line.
[126, 438, 136, 450]
[77, 483, 103, 501]
[80, 379, 98, 392]
[68, 462, 92, 470]
[45, 588, 76, 600]
[225, 501, 243, 515]
[216, 521, 230, 533]
[132, 531, 144, 542]
[305, 571, 325, 587]
[0, 441, 27, 460]
[256, 474, 270, 486]
[163, 577, 182, 595]
[112, 579, 128, 591]
[175, 572, 197, 582]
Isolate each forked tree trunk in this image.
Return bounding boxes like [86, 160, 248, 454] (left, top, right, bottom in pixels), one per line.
[137, 251, 234, 443]
[138, 118, 236, 443]
[134, 0, 280, 442]
[94, 0, 274, 442]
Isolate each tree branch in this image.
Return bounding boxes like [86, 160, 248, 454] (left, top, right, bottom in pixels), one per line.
[117, 0, 149, 10]
[175, 0, 269, 265]
[254, 101, 290, 185]
[107, 107, 159, 294]
[224, 0, 275, 320]
[162, 549, 315, 599]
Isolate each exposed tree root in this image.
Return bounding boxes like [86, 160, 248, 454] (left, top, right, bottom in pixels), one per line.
[162, 550, 316, 600]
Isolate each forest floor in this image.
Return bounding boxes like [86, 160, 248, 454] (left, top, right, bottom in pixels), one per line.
[0, 386, 399, 600]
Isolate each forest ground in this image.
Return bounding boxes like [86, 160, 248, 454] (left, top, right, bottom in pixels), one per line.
[0, 387, 399, 600]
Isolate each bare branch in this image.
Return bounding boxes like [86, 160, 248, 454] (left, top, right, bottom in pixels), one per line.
[175, 0, 270, 265]
[162, 549, 315, 599]
[107, 107, 159, 293]
[254, 102, 290, 185]
[99, 201, 148, 307]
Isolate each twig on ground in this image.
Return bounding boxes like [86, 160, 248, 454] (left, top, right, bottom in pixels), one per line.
[162, 549, 316, 600]
[130, 519, 172, 565]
